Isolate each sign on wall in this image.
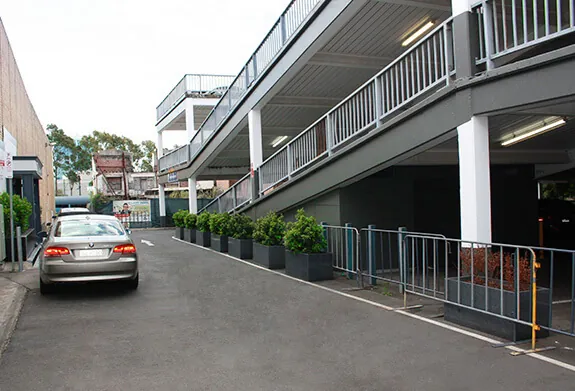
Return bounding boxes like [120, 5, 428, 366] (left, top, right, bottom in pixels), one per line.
[168, 172, 178, 183]
[113, 200, 151, 221]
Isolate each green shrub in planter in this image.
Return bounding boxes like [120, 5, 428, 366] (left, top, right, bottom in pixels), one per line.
[284, 209, 326, 254]
[284, 209, 332, 281]
[228, 214, 254, 260]
[196, 212, 211, 247]
[196, 212, 211, 232]
[172, 210, 189, 239]
[229, 214, 254, 240]
[0, 193, 33, 232]
[184, 213, 197, 243]
[253, 211, 286, 246]
[209, 213, 232, 252]
[253, 211, 286, 269]
[172, 210, 189, 228]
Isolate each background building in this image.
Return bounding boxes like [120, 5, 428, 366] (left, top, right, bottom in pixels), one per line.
[0, 17, 55, 232]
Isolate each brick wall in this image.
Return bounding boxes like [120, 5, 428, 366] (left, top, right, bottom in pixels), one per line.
[0, 18, 55, 223]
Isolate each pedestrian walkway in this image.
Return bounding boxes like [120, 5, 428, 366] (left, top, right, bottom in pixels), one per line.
[0, 230, 573, 390]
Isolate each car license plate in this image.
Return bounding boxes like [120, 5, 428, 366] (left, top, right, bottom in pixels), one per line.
[77, 249, 105, 257]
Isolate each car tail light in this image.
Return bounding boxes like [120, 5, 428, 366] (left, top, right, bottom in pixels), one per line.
[113, 244, 136, 254]
[44, 246, 70, 257]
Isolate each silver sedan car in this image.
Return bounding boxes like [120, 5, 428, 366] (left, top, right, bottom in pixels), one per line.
[39, 214, 139, 294]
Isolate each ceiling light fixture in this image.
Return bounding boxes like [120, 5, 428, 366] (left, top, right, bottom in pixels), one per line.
[402, 21, 435, 47]
[271, 135, 288, 148]
[501, 117, 566, 147]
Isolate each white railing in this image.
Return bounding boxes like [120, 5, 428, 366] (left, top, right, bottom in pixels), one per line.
[475, 0, 575, 65]
[156, 74, 236, 121]
[258, 20, 454, 197]
[204, 19, 454, 214]
[201, 174, 252, 213]
[158, 144, 190, 172]
[159, 0, 325, 172]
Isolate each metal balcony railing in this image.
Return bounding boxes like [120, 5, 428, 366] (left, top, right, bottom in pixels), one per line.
[201, 19, 455, 214]
[158, 0, 325, 173]
[474, 0, 575, 67]
[202, 174, 252, 213]
[156, 74, 236, 122]
[158, 144, 190, 172]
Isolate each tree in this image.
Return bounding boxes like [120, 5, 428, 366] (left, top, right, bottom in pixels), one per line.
[47, 124, 76, 194]
[140, 140, 156, 172]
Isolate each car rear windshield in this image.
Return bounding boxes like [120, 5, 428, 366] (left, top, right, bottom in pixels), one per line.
[55, 220, 125, 237]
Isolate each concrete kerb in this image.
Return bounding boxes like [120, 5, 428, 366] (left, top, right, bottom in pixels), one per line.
[171, 236, 575, 373]
[0, 275, 28, 358]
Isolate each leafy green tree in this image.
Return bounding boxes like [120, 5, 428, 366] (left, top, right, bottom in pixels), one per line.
[46, 124, 75, 194]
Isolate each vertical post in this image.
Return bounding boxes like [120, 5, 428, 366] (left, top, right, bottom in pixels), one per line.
[16, 226, 22, 272]
[217, 198, 222, 214]
[287, 144, 293, 179]
[374, 79, 383, 127]
[9, 179, 14, 272]
[252, 55, 258, 79]
[482, 0, 496, 70]
[457, 116, 492, 244]
[398, 226, 407, 294]
[188, 177, 197, 214]
[280, 15, 287, 43]
[185, 99, 196, 143]
[233, 186, 238, 209]
[345, 223, 354, 280]
[321, 222, 328, 253]
[368, 224, 377, 285]
[248, 109, 263, 171]
[325, 114, 333, 156]
[158, 183, 166, 227]
[245, 65, 250, 88]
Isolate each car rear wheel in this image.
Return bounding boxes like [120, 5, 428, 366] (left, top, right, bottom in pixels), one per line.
[126, 274, 139, 290]
[40, 279, 56, 295]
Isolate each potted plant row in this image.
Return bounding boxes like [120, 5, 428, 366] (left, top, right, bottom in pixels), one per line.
[444, 247, 550, 341]
[172, 210, 188, 240]
[253, 211, 286, 269]
[284, 209, 333, 282]
[210, 212, 232, 253]
[185, 213, 197, 243]
[228, 214, 254, 260]
[196, 212, 211, 247]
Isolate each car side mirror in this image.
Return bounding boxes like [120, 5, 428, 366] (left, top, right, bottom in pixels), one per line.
[38, 231, 48, 239]
[126, 229, 132, 235]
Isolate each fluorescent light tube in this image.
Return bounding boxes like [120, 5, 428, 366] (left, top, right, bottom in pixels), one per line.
[402, 21, 435, 47]
[271, 136, 288, 148]
[501, 118, 566, 147]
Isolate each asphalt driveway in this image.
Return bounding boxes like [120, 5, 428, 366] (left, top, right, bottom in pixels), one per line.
[0, 229, 573, 390]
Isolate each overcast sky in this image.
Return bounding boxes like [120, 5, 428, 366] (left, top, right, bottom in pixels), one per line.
[1, 0, 291, 147]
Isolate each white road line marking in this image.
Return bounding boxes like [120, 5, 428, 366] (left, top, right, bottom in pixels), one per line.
[172, 237, 575, 373]
[141, 239, 155, 247]
[552, 299, 574, 305]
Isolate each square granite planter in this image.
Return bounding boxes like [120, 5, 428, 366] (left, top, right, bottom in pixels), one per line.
[285, 250, 334, 282]
[211, 234, 228, 253]
[196, 230, 211, 247]
[444, 277, 550, 341]
[175, 227, 184, 240]
[253, 243, 285, 269]
[228, 238, 253, 259]
[184, 229, 196, 243]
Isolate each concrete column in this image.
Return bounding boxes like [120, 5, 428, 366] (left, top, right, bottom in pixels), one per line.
[248, 109, 263, 170]
[157, 131, 164, 158]
[457, 116, 492, 244]
[249, 109, 263, 202]
[188, 177, 197, 214]
[185, 100, 196, 143]
[159, 183, 166, 226]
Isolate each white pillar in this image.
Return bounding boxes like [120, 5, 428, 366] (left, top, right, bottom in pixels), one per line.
[451, 0, 473, 16]
[188, 177, 197, 214]
[185, 100, 196, 143]
[458, 116, 492, 244]
[159, 183, 166, 217]
[248, 109, 263, 170]
[157, 130, 164, 158]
